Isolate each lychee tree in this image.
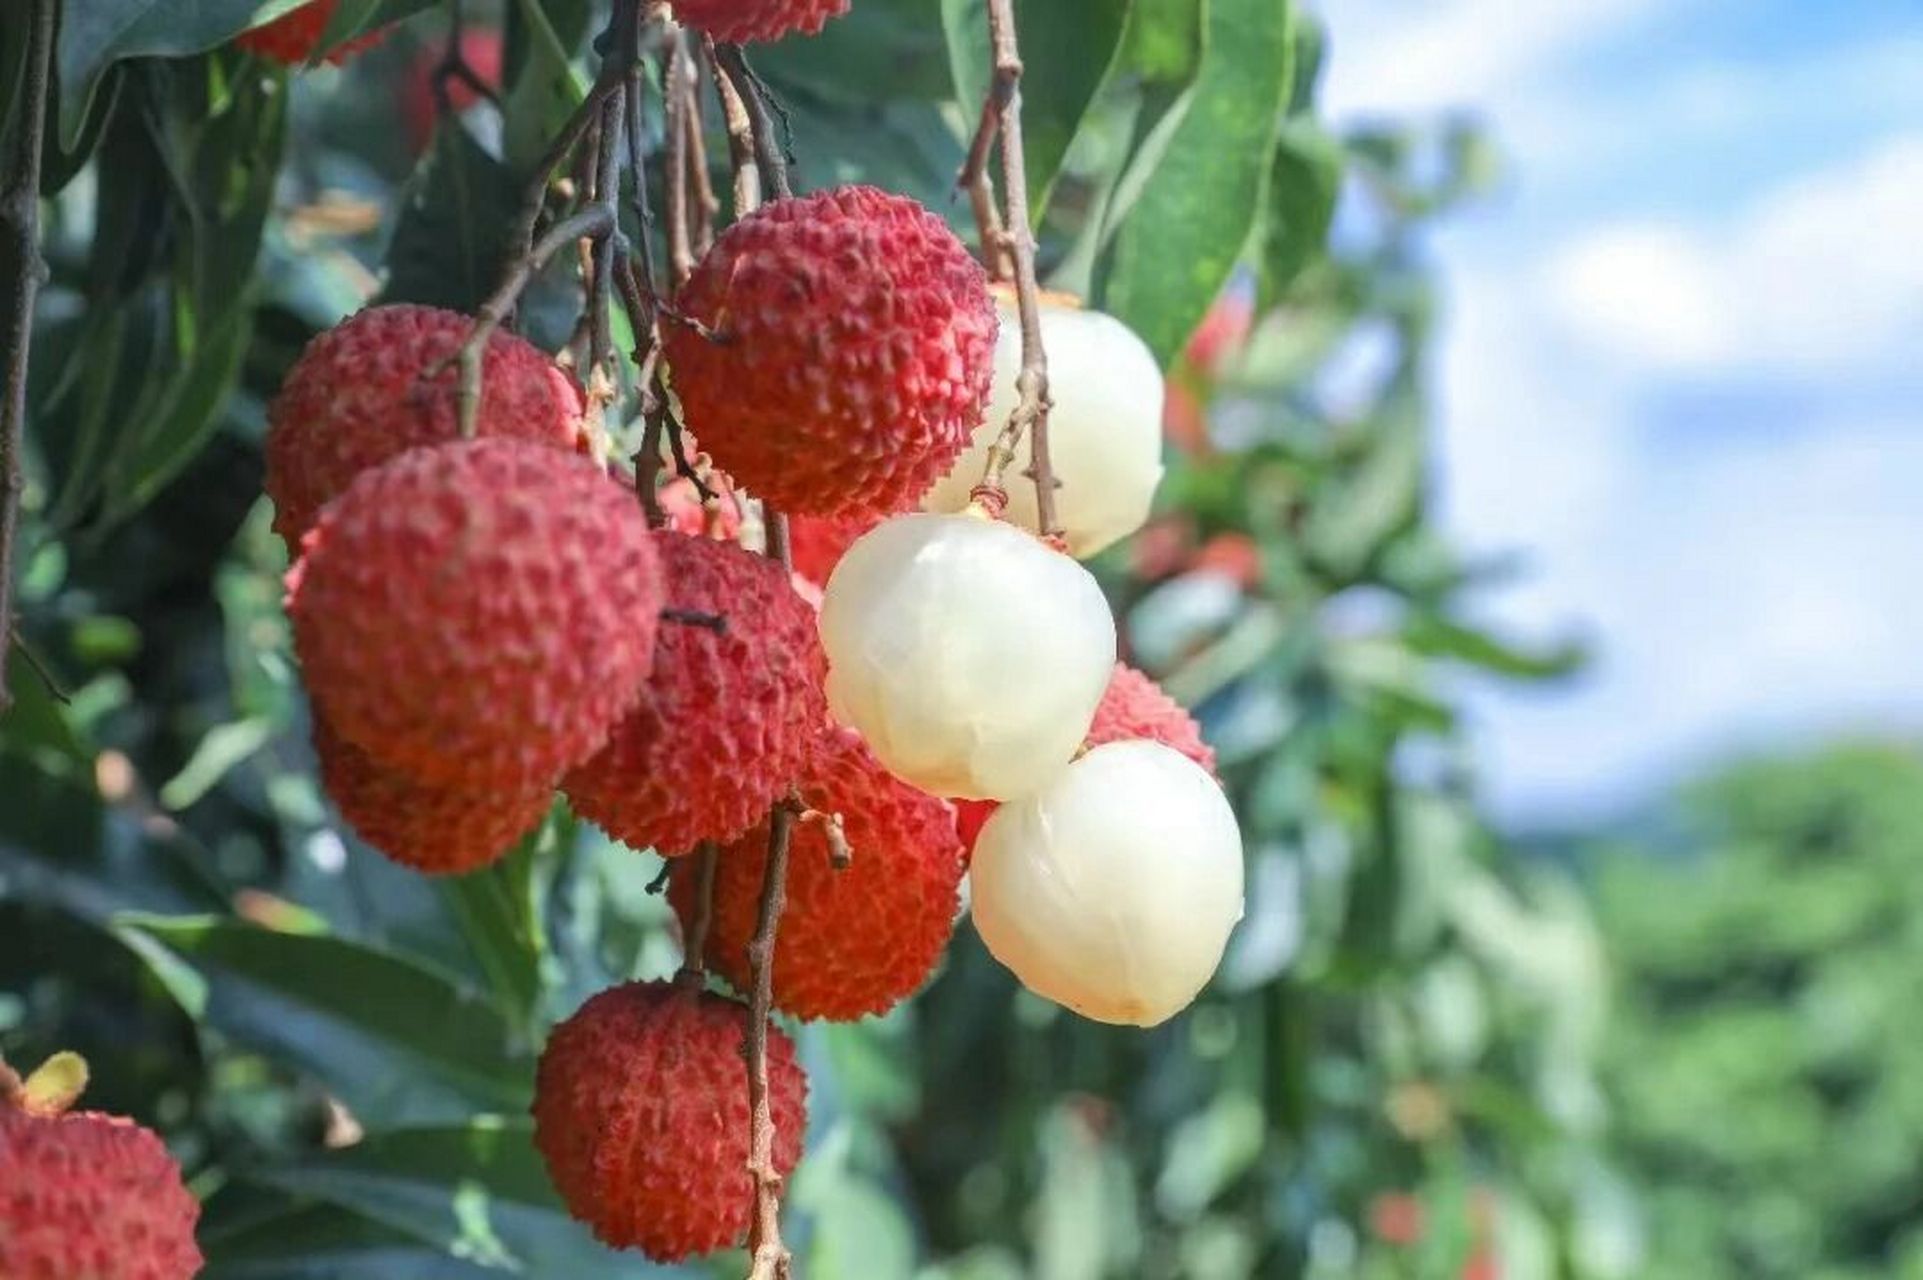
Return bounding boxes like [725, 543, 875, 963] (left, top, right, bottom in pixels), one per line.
[0, 1, 1626, 1277]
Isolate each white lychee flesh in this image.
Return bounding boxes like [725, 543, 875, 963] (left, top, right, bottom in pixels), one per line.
[819, 512, 1115, 801]
[921, 300, 1165, 558]
[970, 740, 1244, 1026]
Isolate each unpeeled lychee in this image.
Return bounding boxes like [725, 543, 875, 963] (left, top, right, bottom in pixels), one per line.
[289, 439, 659, 792]
[672, 726, 964, 1021]
[787, 513, 875, 587]
[664, 186, 996, 518]
[565, 531, 826, 857]
[266, 304, 586, 550]
[314, 718, 551, 875]
[953, 662, 1216, 858]
[235, 0, 388, 65]
[670, 0, 851, 45]
[400, 28, 504, 154]
[532, 982, 806, 1261]
[0, 1054, 202, 1280]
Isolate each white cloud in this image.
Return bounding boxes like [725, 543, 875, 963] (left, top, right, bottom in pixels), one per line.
[1545, 134, 1923, 377]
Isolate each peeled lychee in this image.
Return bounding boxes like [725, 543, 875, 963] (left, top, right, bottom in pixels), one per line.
[266, 304, 586, 550]
[314, 718, 551, 875]
[0, 1054, 202, 1280]
[565, 531, 826, 857]
[532, 982, 806, 1261]
[970, 741, 1244, 1027]
[820, 512, 1115, 800]
[289, 438, 659, 792]
[235, 0, 388, 65]
[922, 295, 1164, 557]
[665, 186, 996, 518]
[670, 0, 851, 45]
[672, 726, 964, 1021]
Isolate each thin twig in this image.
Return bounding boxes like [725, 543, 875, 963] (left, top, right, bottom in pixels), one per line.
[430, 0, 501, 118]
[585, 90, 625, 414]
[743, 798, 796, 1280]
[663, 33, 698, 287]
[967, 0, 1061, 542]
[708, 39, 761, 215]
[0, 0, 55, 715]
[8, 625, 68, 705]
[673, 842, 720, 986]
[713, 44, 791, 201]
[957, 97, 1013, 281]
[620, 27, 660, 321]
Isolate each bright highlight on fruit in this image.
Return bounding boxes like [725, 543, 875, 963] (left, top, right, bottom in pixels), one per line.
[819, 512, 1116, 800]
[922, 296, 1165, 557]
[664, 186, 997, 518]
[969, 741, 1245, 1027]
[0, 1053, 203, 1280]
[532, 982, 807, 1261]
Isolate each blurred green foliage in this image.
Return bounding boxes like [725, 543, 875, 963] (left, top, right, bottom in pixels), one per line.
[1, 1, 1623, 1276]
[1595, 745, 1923, 1280]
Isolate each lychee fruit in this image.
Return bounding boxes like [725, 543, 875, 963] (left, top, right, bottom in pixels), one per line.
[565, 531, 827, 857]
[654, 475, 744, 541]
[0, 1053, 203, 1280]
[314, 717, 551, 875]
[819, 512, 1114, 800]
[235, 0, 388, 65]
[953, 662, 1215, 859]
[532, 982, 806, 1261]
[289, 438, 660, 792]
[786, 513, 875, 587]
[970, 741, 1244, 1027]
[664, 186, 996, 518]
[399, 28, 504, 154]
[672, 726, 964, 1021]
[922, 294, 1164, 557]
[670, 0, 851, 45]
[266, 304, 587, 551]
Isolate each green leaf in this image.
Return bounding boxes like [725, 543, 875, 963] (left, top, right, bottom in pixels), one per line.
[940, 0, 1132, 220]
[1103, 0, 1295, 364]
[1256, 118, 1342, 308]
[317, 0, 439, 57]
[761, 0, 956, 105]
[382, 121, 523, 315]
[1402, 615, 1587, 681]
[437, 818, 554, 1040]
[121, 917, 532, 1121]
[237, 1121, 662, 1277]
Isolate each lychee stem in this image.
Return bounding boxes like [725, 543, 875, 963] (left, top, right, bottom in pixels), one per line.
[2, 1051, 89, 1118]
[674, 841, 721, 987]
[959, 0, 1063, 543]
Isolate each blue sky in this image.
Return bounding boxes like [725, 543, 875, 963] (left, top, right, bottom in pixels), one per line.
[1317, 1, 1923, 823]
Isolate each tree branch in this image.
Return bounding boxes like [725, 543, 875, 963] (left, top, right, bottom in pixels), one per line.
[0, 0, 56, 716]
[743, 798, 795, 1280]
[713, 44, 791, 202]
[966, 0, 1061, 543]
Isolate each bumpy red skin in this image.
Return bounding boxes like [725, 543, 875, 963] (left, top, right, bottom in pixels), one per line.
[289, 439, 660, 792]
[266, 304, 586, 551]
[565, 532, 826, 856]
[314, 718, 551, 875]
[532, 982, 806, 1261]
[671, 0, 850, 44]
[956, 664, 1218, 859]
[673, 726, 963, 1020]
[787, 513, 875, 586]
[0, 1105, 202, 1280]
[664, 186, 997, 518]
[235, 0, 388, 66]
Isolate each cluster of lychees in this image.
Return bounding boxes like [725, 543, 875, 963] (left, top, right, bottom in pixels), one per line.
[231, 0, 1245, 1267]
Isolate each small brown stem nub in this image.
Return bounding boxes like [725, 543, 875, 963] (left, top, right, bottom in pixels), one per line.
[798, 807, 853, 870]
[965, 0, 1061, 543]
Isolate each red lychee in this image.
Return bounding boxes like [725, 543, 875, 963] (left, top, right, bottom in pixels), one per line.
[314, 717, 551, 875]
[288, 439, 660, 792]
[266, 304, 587, 551]
[400, 28, 505, 154]
[664, 186, 997, 518]
[654, 475, 744, 541]
[235, 0, 388, 66]
[532, 982, 806, 1261]
[955, 664, 1216, 857]
[786, 513, 875, 586]
[0, 1054, 202, 1280]
[670, 0, 851, 45]
[565, 532, 826, 856]
[673, 726, 963, 1021]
